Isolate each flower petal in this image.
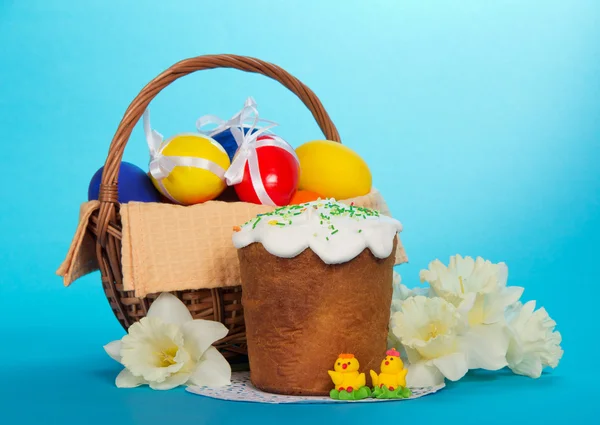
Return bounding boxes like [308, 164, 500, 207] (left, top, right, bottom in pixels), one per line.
[482, 286, 524, 324]
[182, 320, 229, 359]
[523, 299, 538, 315]
[406, 361, 445, 387]
[504, 286, 524, 306]
[464, 323, 509, 370]
[457, 292, 476, 313]
[188, 346, 231, 387]
[147, 293, 193, 326]
[496, 262, 509, 287]
[416, 334, 458, 359]
[104, 340, 122, 363]
[432, 352, 469, 381]
[116, 369, 146, 388]
[456, 292, 476, 330]
[509, 355, 543, 378]
[392, 271, 431, 306]
[149, 372, 193, 390]
[454, 255, 475, 280]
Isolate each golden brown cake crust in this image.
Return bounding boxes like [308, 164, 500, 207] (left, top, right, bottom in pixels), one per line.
[239, 238, 397, 396]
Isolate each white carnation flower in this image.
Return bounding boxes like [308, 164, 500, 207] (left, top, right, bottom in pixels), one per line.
[104, 293, 231, 390]
[505, 301, 563, 378]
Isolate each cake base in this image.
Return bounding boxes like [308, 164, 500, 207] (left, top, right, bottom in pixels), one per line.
[238, 239, 396, 396]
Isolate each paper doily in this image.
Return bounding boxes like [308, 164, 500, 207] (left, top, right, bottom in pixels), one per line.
[186, 372, 445, 404]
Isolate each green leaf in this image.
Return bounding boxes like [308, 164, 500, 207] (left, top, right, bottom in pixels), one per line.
[339, 390, 353, 400]
[375, 386, 391, 399]
[372, 386, 384, 398]
[353, 386, 371, 400]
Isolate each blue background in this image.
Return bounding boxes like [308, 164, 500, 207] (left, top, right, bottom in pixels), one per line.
[1, 1, 598, 423]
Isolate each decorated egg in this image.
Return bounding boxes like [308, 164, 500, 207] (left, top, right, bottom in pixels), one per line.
[225, 134, 299, 206]
[144, 109, 231, 205]
[88, 161, 162, 204]
[150, 134, 231, 205]
[211, 126, 258, 162]
[289, 190, 323, 205]
[296, 140, 372, 199]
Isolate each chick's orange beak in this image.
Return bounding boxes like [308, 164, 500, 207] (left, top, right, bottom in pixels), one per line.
[342, 364, 347, 370]
[385, 361, 389, 365]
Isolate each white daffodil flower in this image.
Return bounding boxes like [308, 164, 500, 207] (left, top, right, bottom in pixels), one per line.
[390, 295, 475, 387]
[104, 292, 231, 390]
[388, 271, 433, 349]
[505, 301, 563, 378]
[420, 255, 523, 371]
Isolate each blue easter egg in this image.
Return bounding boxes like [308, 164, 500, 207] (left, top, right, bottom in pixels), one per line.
[88, 161, 162, 203]
[211, 127, 258, 161]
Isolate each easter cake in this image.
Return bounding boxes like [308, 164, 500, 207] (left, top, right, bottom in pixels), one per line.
[233, 200, 402, 395]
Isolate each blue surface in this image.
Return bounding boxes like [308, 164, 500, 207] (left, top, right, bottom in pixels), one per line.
[1, 1, 598, 424]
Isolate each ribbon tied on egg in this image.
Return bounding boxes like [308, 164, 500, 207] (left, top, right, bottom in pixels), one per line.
[196, 97, 274, 146]
[198, 97, 300, 206]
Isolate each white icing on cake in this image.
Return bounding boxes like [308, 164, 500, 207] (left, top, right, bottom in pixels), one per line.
[232, 199, 402, 264]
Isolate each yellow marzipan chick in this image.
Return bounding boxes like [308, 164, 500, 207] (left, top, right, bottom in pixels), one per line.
[328, 354, 366, 391]
[370, 348, 408, 390]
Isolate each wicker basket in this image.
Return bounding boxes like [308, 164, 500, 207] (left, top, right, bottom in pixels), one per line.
[90, 54, 341, 364]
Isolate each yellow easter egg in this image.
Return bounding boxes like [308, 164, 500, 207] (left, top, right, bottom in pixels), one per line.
[151, 134, 231, 205]
[296, 140, 372, 199]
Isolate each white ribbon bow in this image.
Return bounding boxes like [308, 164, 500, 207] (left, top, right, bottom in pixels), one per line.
[143, 110, 227, 205]
[196, 97, 277, 142]
[219, 99, 298, 206]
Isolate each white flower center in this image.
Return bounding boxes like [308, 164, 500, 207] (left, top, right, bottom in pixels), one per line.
[422, 322, 445, 341]
[156, 346, 179, 367]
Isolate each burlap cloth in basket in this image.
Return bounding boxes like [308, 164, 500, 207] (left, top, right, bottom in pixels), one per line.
[57, 189, 408, 297]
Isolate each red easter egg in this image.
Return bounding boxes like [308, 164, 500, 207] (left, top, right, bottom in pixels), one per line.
[233, 135, 299, 206]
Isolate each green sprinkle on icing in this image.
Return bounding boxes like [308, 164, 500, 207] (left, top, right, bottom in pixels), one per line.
[236, 200, 383, 232]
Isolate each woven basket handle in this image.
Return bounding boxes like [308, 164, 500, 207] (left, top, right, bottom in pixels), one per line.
[98, 54, 340, 204]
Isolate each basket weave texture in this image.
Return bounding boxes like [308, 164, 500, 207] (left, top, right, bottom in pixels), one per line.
[63, 54, 405, 362]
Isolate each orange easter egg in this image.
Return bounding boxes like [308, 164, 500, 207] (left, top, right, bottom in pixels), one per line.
[289, 190, 323, 205]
